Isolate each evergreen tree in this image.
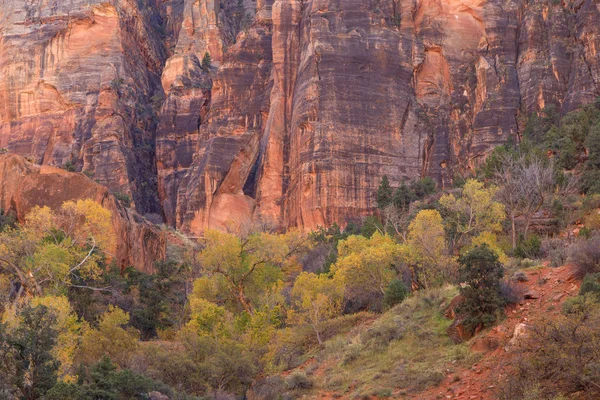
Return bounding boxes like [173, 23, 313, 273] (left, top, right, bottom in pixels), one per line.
[0, 305, 59, 400]
[583, 123, 600, 193]
[377, 175, 392, 209]
[201, 52, 212, 70]
[457, 245, 505, 334]
[392, 182, 414, 211]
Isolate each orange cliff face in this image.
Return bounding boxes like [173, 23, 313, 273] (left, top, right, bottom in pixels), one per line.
[1, 0, 600, 237]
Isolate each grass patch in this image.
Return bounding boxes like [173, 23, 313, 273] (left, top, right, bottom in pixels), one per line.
[297, 285, 480, 396]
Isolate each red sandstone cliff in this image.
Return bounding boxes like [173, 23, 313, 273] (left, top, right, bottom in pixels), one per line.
[2, 0, 600, 235]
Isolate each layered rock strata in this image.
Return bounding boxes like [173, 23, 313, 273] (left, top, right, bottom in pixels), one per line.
[2, 0, 600, 236]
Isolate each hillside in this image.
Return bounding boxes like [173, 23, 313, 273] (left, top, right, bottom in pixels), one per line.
[251, 262, 581, 400]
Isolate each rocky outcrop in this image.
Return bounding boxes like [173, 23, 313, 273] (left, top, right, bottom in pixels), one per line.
[2, 0, 600, 235]
[0, 154, 165, 273]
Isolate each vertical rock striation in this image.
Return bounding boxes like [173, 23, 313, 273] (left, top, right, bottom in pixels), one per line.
[2, 0, 600, 236]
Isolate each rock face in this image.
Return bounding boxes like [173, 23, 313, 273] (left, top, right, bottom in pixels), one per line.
[0, 0, 168, 214]
[0, 154, 166, 273]
[2, 0, 600, 235]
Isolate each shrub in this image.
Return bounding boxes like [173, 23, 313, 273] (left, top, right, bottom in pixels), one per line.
[569, 235, 600, 278]
[500, 298, 600, 399]
[383, 279, 409, 309]
[114, 192, 132, 208]
[360, 316, 404, 348]
[511, 271, 528, 282]
[62, 160, 76, 172]
[584, 211, 600, 230]
[342, 343, 363, 365]
[540, 237, 569, 267]
[251, 376, 286, 400]
[285, 372, 313, 390]
[580, 273, 600, 296]
[500, 279, 525, 305]
[514, 235, 542, 259]
[201, 52, 212, 70]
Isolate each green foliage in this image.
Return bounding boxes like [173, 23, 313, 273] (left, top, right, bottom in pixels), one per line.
[0, 305, 59, 400]
[110, 78, 125, 91]
[411, 177, 436, 199]
[78, 306, 139, 368]
[62, 160, 76, 172]
[457, 245, 505, 334]
[113, 192, 132, 208]
[290, 272, 345, 345]
[0, 200, 114, 298]
[46, 356, 170, 400]
[383, 279, 408, 309]
[0, 208, 16, 231]
[580, 273, 600, 297]
[440, 179, 506, 252]
[377, 175, 393, 209]
[128, 261, 188, 340]
[514, 235, 542, 259]
[405, 209, 454, 289]
[332, 233, 400, 311]
[583, 123, 600, 193]
[201, 52, 212, 70]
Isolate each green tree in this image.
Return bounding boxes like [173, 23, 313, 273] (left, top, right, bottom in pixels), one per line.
[0, 305, 59, 400]
[197, 230, 305, 314]
[377, 175, 393, 209]
[201, 52, 212, 70]
[78, 306, 138, 369]
[411, 177, 436, 198]
[46, 356, 168, 400]
[383, 279, 409, 309]
[392, 182, 414, 211]
[457, 245, 505, 334]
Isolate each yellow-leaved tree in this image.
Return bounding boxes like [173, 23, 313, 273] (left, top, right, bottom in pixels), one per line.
[196, 229, 306, 314]
[0, 199, 115, 298]
[78, 305, 138, 368]
[439, 179, 506, 253]
[30, 296, 81, 381]
[332, 233, 401, 310]
[289, 272, 345, 345]
[404, 209, 454, 289]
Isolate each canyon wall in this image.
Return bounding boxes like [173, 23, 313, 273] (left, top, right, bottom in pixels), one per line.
[2, 0, 600, 236]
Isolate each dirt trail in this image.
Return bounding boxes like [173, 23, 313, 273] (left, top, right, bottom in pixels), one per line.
[419, 263, 580, 400]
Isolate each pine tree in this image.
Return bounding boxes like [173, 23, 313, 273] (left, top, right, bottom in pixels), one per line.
[377, 175, 392, 209]
[457, 244, 505, 334]
[201, 52, 212, 70]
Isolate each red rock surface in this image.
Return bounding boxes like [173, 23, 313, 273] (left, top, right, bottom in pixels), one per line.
[2, 0, 600, 234]
[0, 154, 165, 273]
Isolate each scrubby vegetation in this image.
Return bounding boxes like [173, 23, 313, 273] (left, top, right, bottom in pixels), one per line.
[2, 102, 600, 399]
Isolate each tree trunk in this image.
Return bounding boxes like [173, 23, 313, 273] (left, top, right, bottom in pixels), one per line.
[511, 215, 517, 249]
